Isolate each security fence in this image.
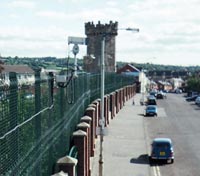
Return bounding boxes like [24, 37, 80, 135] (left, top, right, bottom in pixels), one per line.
[0, 70, 136, 176]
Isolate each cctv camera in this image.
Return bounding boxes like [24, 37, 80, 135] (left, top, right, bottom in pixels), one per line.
[56, 75, 67, 83]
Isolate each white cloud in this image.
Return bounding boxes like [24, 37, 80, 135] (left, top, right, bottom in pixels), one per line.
[9, 14, 20, 19]
[35, 7, 121, 23]
[36, 11, 69, 20]
[57, 0, 65, 3]
[0, 26, 68, 42]
[7, 0, 36, 9]
[0, 39, 67, 57]
[106, 1, 118, 6]
[71, 7, 122, 22]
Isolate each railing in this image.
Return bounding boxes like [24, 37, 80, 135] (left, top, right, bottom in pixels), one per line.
[0, 71, 135, 176]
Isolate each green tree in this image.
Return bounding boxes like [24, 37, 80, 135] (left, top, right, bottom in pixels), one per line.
[187, 76, 200, 92]
[0, 60, 4, 73]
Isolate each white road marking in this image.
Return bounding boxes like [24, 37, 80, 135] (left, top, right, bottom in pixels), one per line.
[153, 166, 157, 176]
[152, 165, 161, 176]
[157, 107, 167, 118]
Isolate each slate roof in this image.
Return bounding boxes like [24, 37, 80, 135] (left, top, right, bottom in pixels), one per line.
[1, 65, 34, 74]
[117, 64, 140, 73]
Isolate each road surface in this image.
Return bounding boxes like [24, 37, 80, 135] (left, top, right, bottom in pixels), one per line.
[144, 93, 200, 176]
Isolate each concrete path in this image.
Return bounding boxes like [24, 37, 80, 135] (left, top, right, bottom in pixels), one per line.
[91, 94, 151, 176]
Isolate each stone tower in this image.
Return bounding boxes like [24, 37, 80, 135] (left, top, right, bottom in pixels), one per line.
[84, 21, 118, 73]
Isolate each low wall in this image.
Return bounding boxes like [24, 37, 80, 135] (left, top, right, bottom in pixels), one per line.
[55, 84, 136, 176]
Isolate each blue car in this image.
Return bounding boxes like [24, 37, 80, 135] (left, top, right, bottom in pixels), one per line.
[145, 105, 157, 116]
[150, 138, 174, 164]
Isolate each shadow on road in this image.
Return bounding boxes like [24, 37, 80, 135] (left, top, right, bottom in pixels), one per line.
[150, 159, 172, 166]
[138, 113, 145, 116]
[130, 154, 149, 165]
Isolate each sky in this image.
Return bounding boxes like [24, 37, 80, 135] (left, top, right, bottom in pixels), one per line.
[0, 0, 200, 66]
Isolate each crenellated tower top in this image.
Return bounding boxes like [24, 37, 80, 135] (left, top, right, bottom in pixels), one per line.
[85, 21, 118, 36]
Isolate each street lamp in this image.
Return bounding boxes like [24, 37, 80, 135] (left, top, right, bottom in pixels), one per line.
[118, 27, 140, 32]
[99, 27, 139, 176]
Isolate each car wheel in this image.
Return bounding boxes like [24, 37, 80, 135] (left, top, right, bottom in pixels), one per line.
[149, 157, 153, 164]
[171, 159, 174, 164]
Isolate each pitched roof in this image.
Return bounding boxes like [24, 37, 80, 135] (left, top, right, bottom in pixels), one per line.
[1, 65, 34, 74]
[127, 64, 140, 72]
[117, 64, 140, 73]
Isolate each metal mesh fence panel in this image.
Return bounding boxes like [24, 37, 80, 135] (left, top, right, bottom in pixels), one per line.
[0, 71, 135, 176]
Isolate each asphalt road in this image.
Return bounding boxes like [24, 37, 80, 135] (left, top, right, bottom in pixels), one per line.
[144, 93, 200, 176]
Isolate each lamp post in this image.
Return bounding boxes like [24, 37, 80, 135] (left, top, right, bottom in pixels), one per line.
[99, 27, 139, 176]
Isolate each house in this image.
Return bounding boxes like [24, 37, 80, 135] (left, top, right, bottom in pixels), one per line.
[148, 70, 188, 81]
[117, 64, 150, 93]
[0, 65, 35, 86]
[157, 80, 172, 91]
[117, 64, 140, 77]
[170, 78, 184, 89]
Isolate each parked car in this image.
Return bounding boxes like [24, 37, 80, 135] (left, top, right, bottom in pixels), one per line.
[175, 88, 182, 94]
[195, 96, 200, 105]
[144, 105, 158, 116]
[187, 91, 199, 97]
[149, 138, 174, 164]
[186, 95, 199, 102]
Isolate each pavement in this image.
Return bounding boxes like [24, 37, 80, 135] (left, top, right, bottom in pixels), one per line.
[90, 93, 151, 176]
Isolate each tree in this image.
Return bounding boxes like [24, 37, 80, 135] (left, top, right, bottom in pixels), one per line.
[0, 60, 4, 73]
[187, 76, 200, 92]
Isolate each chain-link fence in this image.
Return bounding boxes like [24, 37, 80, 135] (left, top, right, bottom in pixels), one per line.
[0, 70, 136, 176]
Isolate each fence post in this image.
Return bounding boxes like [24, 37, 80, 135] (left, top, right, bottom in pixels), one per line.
[115, 90, 119, 114]
[85, 107, 95, 156]
[92, 100, 99, 137]
[122, 87, 125, 106]
[110, 93, 115, 119]
[88, 103, 98, 138]
[48, 72, 54, 174]
[34, 68, 42, 176]
[104, 95, 109, 126]
[77, 122, 90, 176]
[97, 98, 101, 125]
[9, 72, 18, 166]
[73, 130, 87, 176]
[56, 156, 77, 176]
[80, 116, 92, 158]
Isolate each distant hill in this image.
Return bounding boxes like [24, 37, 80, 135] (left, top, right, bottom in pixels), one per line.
[116, 61, 200, 73]
[1, 56, 200, 73]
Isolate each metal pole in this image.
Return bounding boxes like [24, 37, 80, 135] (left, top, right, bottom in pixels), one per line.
[98, 27, 139, 176]
[99, 36, 105, 176]
[74, 53, 77, 77]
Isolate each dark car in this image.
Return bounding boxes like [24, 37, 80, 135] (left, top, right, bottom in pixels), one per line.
[146, 96, 157, 105]
[156, 92, 164, 99]
[185, 95, 198, 102]
[149, 91, 157, 98]
[150, 138, 174, 164]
